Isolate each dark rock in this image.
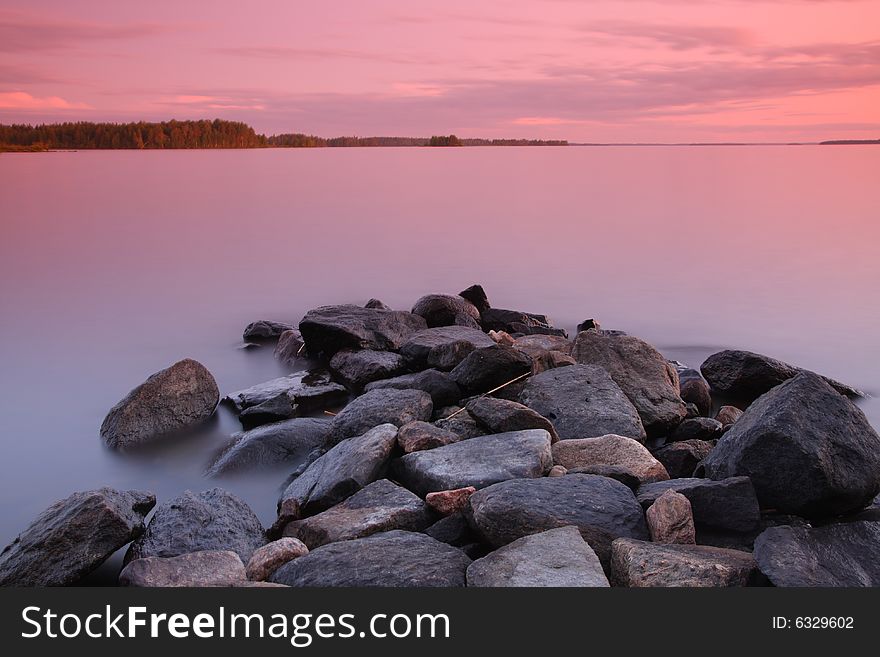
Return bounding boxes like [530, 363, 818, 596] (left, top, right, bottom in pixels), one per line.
[434, 407, 487, 439]
[397, 420, 460, 453]
[400, 326, 495, 371]
[653, 439, 714, 479]
[277, 424, 398, 522]
[329, 348, 407, 389]
[270, 530, 470, 587]
[467, 396, 559, 442]
[0, 488, 155, 587]
[393, 429, 553, 496]
[576, 319, 601, 333]
[637, 477, 760, 533]
[699, 372, 880, 518]
[566, 465, 641, 491]
[238, 393, 297, 429]
[700, 349, 863, 403]
[411, 294, 482, 329]
[126, 488, 265, 564]
[466, 526, 609, 587]
[326, 388, 433, 445]
[572, 332, 686, 437]
[611, 538, 759, 587]
[668, 417, 723, 442]
[481, 308, 567, 337]
[299, 304, 427, 357]
[715, 405, 743, 425]
[685, 402, 701, 418]
[753, 521, 880, 587]
[364, 298, 391, 310]
[245, 538, 309, 581]
[120, 550, 246, 587]
[273, 329, 306, 366]
[365, 369, 462, 408]
[425, 513, 479, 547]
[206, 417, 331, 477]
[449, 345, 532, 396]
[518, 364, 646, 442]
[225, 371, 348, 414]
[101, 359, 220, 449]
[552, 434, 668, 484]
[243, 320, 294, 342]
[458, 284, 490, 314]
[679, 373, 712, 417]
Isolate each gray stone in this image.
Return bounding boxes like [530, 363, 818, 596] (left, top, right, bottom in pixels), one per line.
[364, 298, 391, 310]
[449, 345, 533, 396]
[120, 550, 246, 587]
[669, 417, 723, 442]
[458, 284, 490, 314]
[243, 320, 294, 342]
[365, 369, 462, 408]
[397, 420, 460, 453]
[424, 513, 478, 547]
[273, 329, 306, 366]
[637, 477, 761, 533]
[400, 326, 495, 371]
[653, 439, 714, 479]
[326, 388, 433, 445]
[299, 304, 427, 357]
[481, 308, 566, 337]
[467, 396, 559, 442]
[238, 393, 298, 429]
[329, 349, 408, 389]
[411, 294, 482, 328]
[675, 365, 712, 417]
[567, 465, 640, 491]
[552, 434, 668, 484]
[225, 371, 348, 414]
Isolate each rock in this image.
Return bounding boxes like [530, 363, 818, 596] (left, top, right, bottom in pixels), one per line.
[225, 371, 348, 414]
[394, 429, 553, 496]
[425, 487, 476, 515]
[245, 538, 309, 581]
[699, 372, 880, 518]
[365, 369, 462, 408]
[572, 332, 686, 437]
[243, 320, 294, 342]
[449, 345, 532, 396]
[238, 342, 261, 350]
[513, 334, 573, 357]
[481, 308, 566, 337]
[238, 393, 298, 429]
[646, 490, 695, 544]
[519, 364, 646, 442]
[685, 402, 701, 419]
[397, 420, 460, 453]
[424, 513, 479, 547]
[566, 465, 641, 491]
[458, 284, 490, 314]
[576, 319, 600, 333]
[552, 434, 669, 484]
[611, 538, 758, 587]
[411, 294, 482, 328]
[120, 550, 246, 587]
[680, 375, 712, 417]
[400, 326, 496, 371]
[329, 349, 407, 389]
[277, 424, 399, 522]
[668, 417, 723, 442]
[653, 440, 714, 479]
[270, 530, 471, 587]
[273, 329, 306, 366]
[0, 488, 155, 587]
[326, 388, 433, 445]
[466, 397, 559, 442]
[715, 405, 743, 425]
[126, 489, 264, 565]
[206, 417, 331, 477]
[434, 406, 487, 439]
[701, 349, 863, 403]
[466, 474, 648, 564]
[299, 304, 427, 357]
[637, 477, 760, 533]
[283, 479, 431, 548]
[101, 359, 220, 449]
[365, 298, 391, 310]
[753, 521, 880, 587]
[489, 330, 516, 346]
[548, 465, 567, 477]
[466, 526, 609, 587]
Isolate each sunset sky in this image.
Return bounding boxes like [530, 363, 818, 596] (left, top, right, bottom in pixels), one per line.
[1, 0, 878, 142]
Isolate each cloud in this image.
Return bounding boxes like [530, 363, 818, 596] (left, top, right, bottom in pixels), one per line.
[0, 91, 91, 110]
[578, 20, 754, 50]
[215, 45, 435, 67]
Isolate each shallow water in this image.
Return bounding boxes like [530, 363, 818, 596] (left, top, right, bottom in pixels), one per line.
[1, 145, 878, 551]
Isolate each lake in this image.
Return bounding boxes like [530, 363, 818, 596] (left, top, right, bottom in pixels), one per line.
[1, 146, 878, 562]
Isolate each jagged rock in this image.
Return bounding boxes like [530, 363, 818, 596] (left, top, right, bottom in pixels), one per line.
[393, 429, 553, 496]
[566, 465, 641, 491]
[637, 477, 760, 533]
[646, 490, 695, 544]
[552, 434, 669, 484]
[466, 526, 609, 587]
[225, 371, 347, 414]
[326, 388, 432, 445]
[576, 319, 600, 333]
[245, 538, 309, 581]
[329, 349, 407, 389]
[0, 488, 155, 587]
[243, 320, 294, 342]
[669, 417, 723, 442]
[519, 364, 646, 442]
[365, 298, 391, 310]
[434, 406, 487, 439]
[411, 294, 482, 329]
[270, 530, 471, 587]
[238, 393, 297, 429]
[467, 397, 559, 442]
[458, 284, 490, 314]
[397, 420, 460, 453]
[653, 439, 714, 479]
[424, 513, 478, 547]
[715, 405, 743, 425]
[299, 304, 427, 357]
[274, 329, 306, 366]
[365, 369, 462, 408]
[101, 359, 219, 449]
[426, 487, 476, 515]
[449, 345, 532, 396]
[120, 550, 246, 587]
[489, 330, 516, 346]
[400, 326, 495, 371]
[481, 308, 566, 337]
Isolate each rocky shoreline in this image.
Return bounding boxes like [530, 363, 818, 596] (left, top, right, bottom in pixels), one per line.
[1, 284, 879, 587]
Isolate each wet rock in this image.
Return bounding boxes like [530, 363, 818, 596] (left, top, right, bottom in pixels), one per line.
[329, 348, 407, 389]
[611, 538, 759, 587]
[700, 349, 863, 403]
[467, 397, 559, 442]
[120, 550, 246, 587]
[426, 487, 476, 515]
[424, 513, 478, 547]
[637, 477, 760, 534]
[273, 329, 306, 366]
[668, 417, 723, 442]
[326, 388, 432, 445]
[519, 365, 646, 442]
[270, 530, 471, 587]
[278, 424, 399, 522]
[243, 320, 294, 342]
[237, 393, 298, 430]
[365, 298, 391, 310]
[458, 284, 491, 314]
[400, 326, 495, 371]
[552, 434, 669, 484]
[0, 488, 155, 587]
[449, 345, 532, 396]
[206, 417, 331, 477]
[566, 465, 641, 491]
[397, 420, 460, 453]
[572, 332, 686, 437]
[653, 439, 714, 479]
[715, 405, 743, 426]
[299, 304, 427, 357]
[467, 526, 609, 587]
[411, 294, 482, 329]
[481, 308, 566, 337]
[753, 521, 880, 587]
[699, 372, 880, 518]
[245, 538, 309, 581]
[126, 489, 264, 564]
[225, 371, 348, 414]
[646, 490, 695, 544]
[101, 359, 220, 449]
[365, 369, 462, 408]
[393, 429, 553, 496]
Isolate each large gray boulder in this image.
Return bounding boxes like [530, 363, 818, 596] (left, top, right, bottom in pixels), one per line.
[277, 424, 399, 523]
[243, 320, 294, 342]
[572, 331, 686, 437]
[299, 304, 427, 357]
[125, 489, 265, 564]
[753, 521, 880, 587]
[0, 488, 155, 586]
[698, 372, 880, 518]
[224, 371, 348, 414]
[119, 550, 247, 587]
[411, 294, 482, 329]
[449, 345, 532, 396]
[400, 326, 495, 371]
[466, 526, 609, 587]
[393, 429, 553, 496]
[637, 477, 761, 534]
[467, 397, 560, 442]
[519, 364, 646, 442]
[326, 388, 433, 445]
[365, 369, 462, 408]
[329, 349, 408, 389]
[238, 393, 298, 429]
[270, 530, 471, 587]
[101, 359, 219, 449]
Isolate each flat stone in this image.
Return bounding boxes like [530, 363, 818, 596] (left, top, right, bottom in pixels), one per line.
[243, 320, 294, 341]
[400, 326, 496, 371]
[425, 487, 476, 515]
[449, 345, 533, 396]
[329, 348, 408, 389]
[637, 477, 760, 533]
[299, 304, 427, 357]
[245, 538, 309, 581]
[481, 308, 566, 337]
[326, 388, 433, 445]
[238, 393, 297, 429]
[397, 420, 460, 453]
[566, 465, 641, 491]
[646, 489, 695, 544]
[467, 396, 560, 442]
[225, 371, 348, 414]
[551, 434, 669, 484]
[365, 369, 462, 408]
[120, 550, 246, 587]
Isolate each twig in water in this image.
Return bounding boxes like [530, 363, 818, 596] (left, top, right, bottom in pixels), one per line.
[443, 371, 532, 420]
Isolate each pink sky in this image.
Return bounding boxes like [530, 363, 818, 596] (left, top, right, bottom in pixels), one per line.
[1, 0, 878, 142]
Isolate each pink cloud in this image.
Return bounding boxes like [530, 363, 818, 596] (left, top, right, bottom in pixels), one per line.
[0, 91, 90, 110]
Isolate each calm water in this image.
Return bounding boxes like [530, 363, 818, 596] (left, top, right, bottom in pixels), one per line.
[1, 146, 879, 553]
